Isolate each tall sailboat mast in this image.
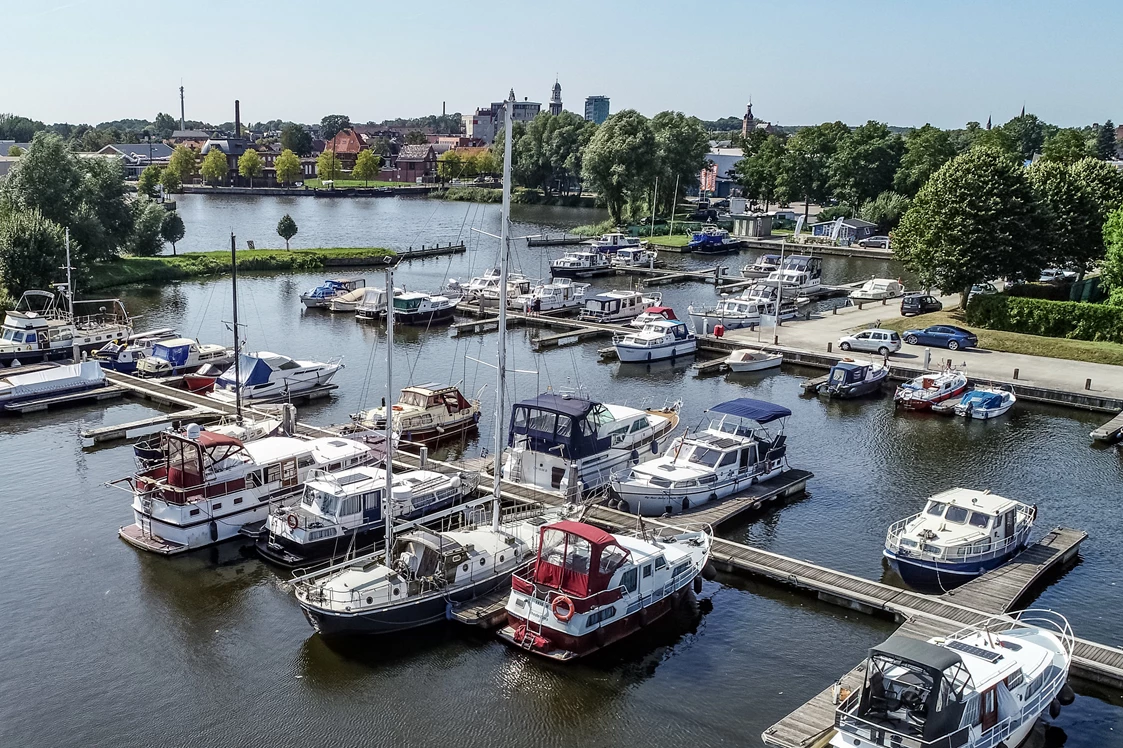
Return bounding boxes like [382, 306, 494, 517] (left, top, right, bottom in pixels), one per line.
[230, 232, 244, 424]
[383, 265, 396, 551]
[491, 90, 515, 532]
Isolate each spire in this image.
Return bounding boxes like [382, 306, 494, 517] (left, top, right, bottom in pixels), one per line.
[1021, 102, 1026, 118]
[986, 115, 992, 130]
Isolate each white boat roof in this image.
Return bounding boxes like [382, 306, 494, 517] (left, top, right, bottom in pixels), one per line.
[927, 488, 1022, 516]
[155, 337, 198, 347]
[243, 436, 317, 462]
[602, 402, 647, 419]
[615, 533, 692, 565]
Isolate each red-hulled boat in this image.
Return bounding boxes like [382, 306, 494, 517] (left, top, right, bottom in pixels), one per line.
[893, 370, 968, 410]
[183, 363, 224, 393]
[497, 519, 712, 660]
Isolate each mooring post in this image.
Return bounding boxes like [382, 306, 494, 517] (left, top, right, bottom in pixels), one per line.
[1013, 368, 1019, 380]
[1086, 378, 1092, 391]
[827, 342, 832, 353]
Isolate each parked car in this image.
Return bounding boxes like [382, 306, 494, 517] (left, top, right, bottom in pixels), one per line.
[966, 282, 998, 302]
[857, 235, 890, 249]
[1039, 268, 1077, 283]
[900, 294, 943, 317]
[902, 325, 979, 351]
[838, 329, 902, 356]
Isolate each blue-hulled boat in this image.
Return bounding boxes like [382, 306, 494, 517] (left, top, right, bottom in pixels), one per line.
[817, 360, 888, 399]
[300, 278, 366, 308]
[92, 328, 178, 373]
[884, 488, 1035, 590]
[687, 226, 740, 254]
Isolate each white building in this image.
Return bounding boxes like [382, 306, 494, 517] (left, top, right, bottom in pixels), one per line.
[463, 90, 541, 144]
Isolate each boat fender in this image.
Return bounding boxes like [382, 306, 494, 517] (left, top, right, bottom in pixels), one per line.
[693, 576, 703, 594]
[551, 595, 575, 622]
[287, 514, 299, 530]
[651, 440, 658, 454]
[1049, 698, 1061, 719]
[631, 449, 640, 464]
[617, 499, 629, 514]
[1057, 683, 1075, 706]
[681, 498, 690, 512]
[209, 521, 218, 542]
[708, 493, 717, 504]
[702, 563, 718, 581]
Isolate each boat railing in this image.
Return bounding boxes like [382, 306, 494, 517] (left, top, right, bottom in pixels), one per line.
[886, 507, 1035, 563]
[834, 690, 970, 748]
[944, 608, 1074, 660]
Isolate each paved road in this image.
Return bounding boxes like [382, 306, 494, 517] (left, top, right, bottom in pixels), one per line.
[724, 294, 1123, 401]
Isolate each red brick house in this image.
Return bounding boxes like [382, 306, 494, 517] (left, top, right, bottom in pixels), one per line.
[394, 144, 437, 183]
[326, 128, 364, 169]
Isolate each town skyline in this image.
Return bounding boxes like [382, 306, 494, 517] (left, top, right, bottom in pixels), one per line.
[3, 0, 1117, 130]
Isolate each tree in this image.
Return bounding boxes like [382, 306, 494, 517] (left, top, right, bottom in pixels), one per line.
[894, 124, 958, 196]
[153, 112, 178, 139]
[0, 209, 68, 297]
[125, 198, 166, 256]
[277, 214, 298, 249]
[316, 149, 341, 182]
[1027, 160, 1103, 274]
[403, 130, 428, 145]
[159, 166, 182, 194]
[777, 121, 849, 220]
[829, 121, 903, 207]
[200, 148, 228, 186]
[137, 164, 163, 198]
[436, 150, 464, 182]
[581, 110, 656, 224]
[160, 211, 185, 255]
[894, 147, 1046, 300]
[1041, 129, 1091, 165]
[280, 123, 313, 156]
[858, 191, 911, 231]
[971, 126, 1019, 157]
[274, 149, 302, 186]
[0, 113, 45, 142]
[650, 111, 710, 215]
[733, 134, 785, 210]
[319, 115, 351, 142]
[237, 148, 263, 188]
[1069, 157, 1123, 221]
[1001, 114, 1046, 161]
[6, 145, 22, 157]
[1095, 121, 1117, 160]
[1100, 208, 1123, 305]
[168, 145, 198, 183]
[352, 149, 382, 185]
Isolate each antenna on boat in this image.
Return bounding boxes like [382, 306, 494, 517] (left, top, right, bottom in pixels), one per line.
[384, 264, 397, 551]
[491, 89, 515, 533]
[230, 232, 244, 425]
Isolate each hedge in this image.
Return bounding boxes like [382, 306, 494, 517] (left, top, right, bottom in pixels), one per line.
[966, 294, 1123, 343]
[1003, 282, 1071, 301]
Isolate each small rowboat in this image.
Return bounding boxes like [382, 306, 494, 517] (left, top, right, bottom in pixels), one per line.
[725, 349, 783, 372]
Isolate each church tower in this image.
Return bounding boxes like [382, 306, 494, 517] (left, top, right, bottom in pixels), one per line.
[549, 78, 563, 116]
[742, 101, 755, 137]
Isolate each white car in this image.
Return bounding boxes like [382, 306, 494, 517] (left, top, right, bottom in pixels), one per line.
[1039, 268, 1076, 283]
[838, 329, 902, 356]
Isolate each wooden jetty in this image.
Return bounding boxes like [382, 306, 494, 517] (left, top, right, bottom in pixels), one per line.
[80, 407, 220, 446]
[4, 384, 127, 414]
[1090, 409, 1123, 443]
[527, 234, 588, 247]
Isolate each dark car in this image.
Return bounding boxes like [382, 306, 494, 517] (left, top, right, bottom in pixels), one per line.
[902, 325, 979, 351]
[900, 294, 943, 317]
[857, 235, 890, 249]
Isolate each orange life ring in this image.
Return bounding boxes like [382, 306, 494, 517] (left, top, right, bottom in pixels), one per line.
[287, 514, 299, 530]
[392, 405, 403, 411]
[551, 595, 575, 622]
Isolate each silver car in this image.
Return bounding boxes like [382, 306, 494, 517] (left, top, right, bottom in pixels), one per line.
[838, 328, 902, 356]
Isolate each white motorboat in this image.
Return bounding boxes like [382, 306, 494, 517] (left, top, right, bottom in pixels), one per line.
[725, 349, 783, 372]
[849, 278, 904, 302]
[587, 232, 646, 254]
[498, 519, 713, 660]
[0, 288, 131, 367]
[550, 250, 614, 278]
[612, 247, 660, 268]
[953, 388, 1016, 419]
[738, 283, 812, 319]
[510, 279, 588, 312]
[132, 412, 285, 462]
[114, 427, 374, 554]
[258, 465, 478, 568]
[354, 287, 401, 320]
[502, 390, 680, 500]
[351, 383, 481, 444]
[610, 398, 790, 516]
[628, 306, 679, 330]
[328, 287, 371, 313]
[578, 290, 662, 323]
[92, 328, 179, 374]
[208, 352, 343, 403]
[135, 338, 235, 377]
[391, 292, 459, 325]
[831, 610, 1073, 748]
[0, 360, 107, 408]
[883, 488, 1035, 589]
[454, 267, 534, 304]
[894, 370, 968, 411]
[765, 255, 823, 294]
[613, 319, 697, 363]
[300, 278, 365, 308]
[688, 296, 764, 334]
[741, 253, 782, 278]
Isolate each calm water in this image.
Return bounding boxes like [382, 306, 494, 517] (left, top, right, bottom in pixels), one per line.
[1, 198, 1121, 746]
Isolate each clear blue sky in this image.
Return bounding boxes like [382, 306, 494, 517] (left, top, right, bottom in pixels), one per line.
[4, 0, 1116, 129]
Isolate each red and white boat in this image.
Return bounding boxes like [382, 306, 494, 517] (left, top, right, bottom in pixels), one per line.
[497, 519, 712, 660]
[183, 363, 224, 393]
[894, 370, 968, 410]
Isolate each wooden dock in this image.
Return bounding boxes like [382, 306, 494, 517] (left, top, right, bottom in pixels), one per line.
[1090, 410, 1123, 442]
[527, 235, 588, 247]
[4, 384, 127, 414]
[80, 407, 220, 446]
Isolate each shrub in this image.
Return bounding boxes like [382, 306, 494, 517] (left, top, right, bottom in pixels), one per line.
[966, 294, 1123, 343]
[1003, 282, 1071, 301]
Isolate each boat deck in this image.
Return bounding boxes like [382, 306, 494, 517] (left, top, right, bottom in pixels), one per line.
[448, 586, 512, 628]
[118, 524, 188, 555]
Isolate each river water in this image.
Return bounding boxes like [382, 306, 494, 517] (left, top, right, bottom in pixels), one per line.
[1, 196, 1120, 747]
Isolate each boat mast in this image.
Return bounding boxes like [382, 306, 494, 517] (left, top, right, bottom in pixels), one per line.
[491, 90, 514, 532]
[64, 228, 79, 362]
[230, 232, 243, 424]
[384, 265, 396, 550]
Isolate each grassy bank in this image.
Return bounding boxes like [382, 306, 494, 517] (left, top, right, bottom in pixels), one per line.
[880, 310, 1123, 367]
[85, 247, 397, 291]
[645, 234, 690, 247]
[303, 178, 401, 189]
[429, 186, 503, 203]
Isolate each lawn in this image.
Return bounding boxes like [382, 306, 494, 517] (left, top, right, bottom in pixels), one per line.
[302, 179, 403, 189]
[645, 234, 691, 247]
[880, 310, 1123, 367]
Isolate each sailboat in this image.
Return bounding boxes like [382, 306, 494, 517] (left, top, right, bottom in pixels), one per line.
[295, 92, 570, 635]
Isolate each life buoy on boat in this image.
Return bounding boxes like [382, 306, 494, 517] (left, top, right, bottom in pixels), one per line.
[287, 514, 299, 530]
[551, 595, 575, 622]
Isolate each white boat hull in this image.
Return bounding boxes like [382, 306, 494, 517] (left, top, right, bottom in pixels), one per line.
[615, 339, 697, 363]
[727, 355, 782, 372]
[208, 364, 342, 403]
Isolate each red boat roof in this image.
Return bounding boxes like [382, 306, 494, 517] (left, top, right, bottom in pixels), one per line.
[644, 306, 676, 318]
[545, 520, 616, 546]
[197, 431, 245, 448]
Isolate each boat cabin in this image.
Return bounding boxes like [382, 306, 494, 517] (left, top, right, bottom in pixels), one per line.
[514, 521, 631, 608]
[305, 278, 365, 300]
[828, 361, 875, 387]
[508, 393, 653, 460]
[890, 489, 1031, 561]
[580, 291, 647, 321]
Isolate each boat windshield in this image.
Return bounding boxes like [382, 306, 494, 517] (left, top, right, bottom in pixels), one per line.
[926, 502, 946, 516]
[685, 445, 722, 467]
[968, 512, 990, 529]
[944, 506, 969, 524]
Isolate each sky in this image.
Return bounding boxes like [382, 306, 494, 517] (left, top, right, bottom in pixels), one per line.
[2, 0, 1117, 130]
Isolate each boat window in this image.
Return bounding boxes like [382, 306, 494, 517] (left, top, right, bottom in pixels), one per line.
[718, 451, 737, 467]
[629, 417, 649, 434]
[620, 567, 638, 594]
[297, 456, 315, 469]
[945, 506, 969, 524]
[591, 405, 616, 428]
[301, 490, 315, 507]
[528, 410, 557, 435]
[340, 495, 361, 517]
[317, 491, 338, 515]
[968, 512, 990, 529]
[654, 556, 666, 571]
[687, 447, 722, 467]
[642, 564, 652, 578]
[264, 464, 282, 483]
[563, 537, 591, 574]
[278, 360, 301, 370]
[12, 332, 24, 343]
[926, 502, 946, 516]
[555, 415, 573, 439]
[599, 545, 628, 575]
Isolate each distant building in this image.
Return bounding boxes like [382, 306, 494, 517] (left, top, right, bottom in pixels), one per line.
[325, 128, 364, 169]
[463, 107, 497, 144]
[0, 140, 33, 156]
[810, 217, 878, 243]
[584, 96, 610, 124]
[741, 102, 778, 136]
[200, 137, 254, 186]
[698, 147, 744, 197]
[96, 142, 174, 180]
[549, 79, 563, 116]
[393, 144, 437, 183]
[0, 155, 19, 178]
[462, 91, 541, 144]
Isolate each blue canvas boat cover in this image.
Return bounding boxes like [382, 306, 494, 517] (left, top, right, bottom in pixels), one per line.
[152, 343, 191, 367]
[215, 354, 272, 388]
[961, 390, 1003, 409]
[708, 398, 791, 423]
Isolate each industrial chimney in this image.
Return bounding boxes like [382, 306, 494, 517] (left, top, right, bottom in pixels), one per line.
[235, 100, 241, 138]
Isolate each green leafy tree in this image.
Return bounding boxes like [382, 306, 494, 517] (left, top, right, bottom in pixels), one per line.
[858, 191, 911, 231]
[649, 111, 710, 215]
[316, 149, 341, 182]
[159, 166, 182, 194]
[153, 112, 178, 139]
[894, 124, 959, 196]
[1027, 160, 1103, 274]
[274, 149, 302, 185]
[1069, 157, 1123, 220]
[581, 110, 656, 224]
[277, 213, 298, 249]
[125, 198, 166, 256]
[971, 126, 1019, 157]
[1042, 129, 1092, 165]
[1095, 120, 1117, 160]
[733, 134, 785, 210]
[894, 147, 1046, 300]
[0, 113, 45, 142]
[352, 149, 382, 185]
[1001, 113, 1046, 160]
[472, 150, 498, 176]
[168, 145, 198, 183]
[0, 209, 68, 297]
[777, 121, 849, 220]
[319, 115, 351, 142]
[6, 145, 22, 157]
[436, 150, 464, 182]
[200, 148, 228, 186]
[280, 123, 313, 156]
[403, 130, 428, 145]
[1100, 208, 1123, 305]
[237, 148, 263, 188]
[137, 164, 163, 198]
[160, 211, 185, 255]
[828, 121, 903, 207]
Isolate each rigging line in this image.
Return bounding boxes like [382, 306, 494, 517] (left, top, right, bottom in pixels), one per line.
[355, 318, 382, 411]
[192, 278, 220, 339]
[244, 283, 268, 351]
